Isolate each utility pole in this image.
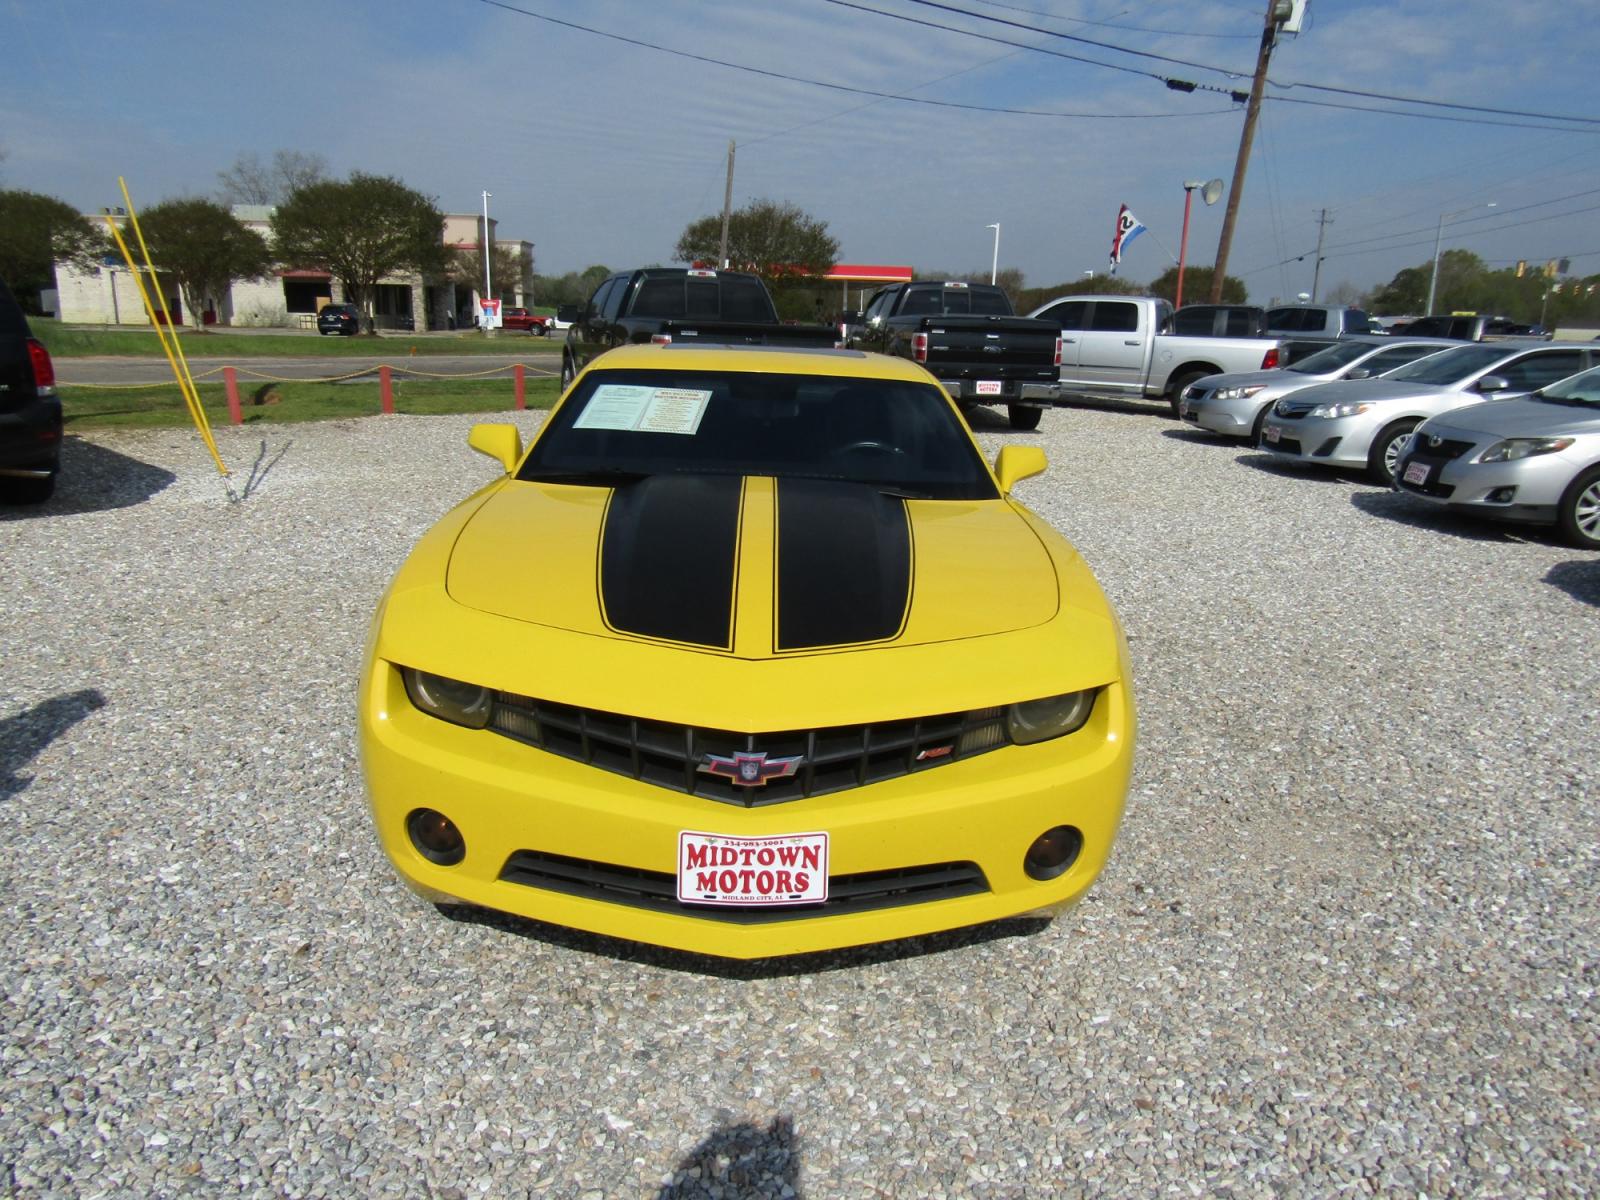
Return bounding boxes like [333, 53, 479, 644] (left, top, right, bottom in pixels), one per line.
[718, 140, 736, 269]
[1310, 208, 1332, 302]
[482, 189, 494, 337]
[1208, 0, 1288, 303]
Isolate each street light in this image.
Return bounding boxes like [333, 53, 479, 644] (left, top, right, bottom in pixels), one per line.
[1176, 178, 1223, 310]
[987, 223, 1000, 285]
[1426, 201, 1496, 315]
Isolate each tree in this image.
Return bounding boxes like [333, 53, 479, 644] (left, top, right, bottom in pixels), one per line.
[271, 173, 448, 333]
[534, 265, 613, 309]
[0, 189, 103, 313]
[673, 199, 838, 316]
[138, 198, 272, 329]
[1148, 265, 1246, 305]
[449, 242, 527, 303]
[218, 149, 330, 206]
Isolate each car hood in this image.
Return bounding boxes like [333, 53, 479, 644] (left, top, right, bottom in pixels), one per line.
[1430, 398, 1600, 438]
[1284, 378, 1453, 406]
[445, 476, 1061, 658]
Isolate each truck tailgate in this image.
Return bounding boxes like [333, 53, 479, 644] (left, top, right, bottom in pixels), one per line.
[641, 321, 838, 348]
[920, 317, 1058, 373]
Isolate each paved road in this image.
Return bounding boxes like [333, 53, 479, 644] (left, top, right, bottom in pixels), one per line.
[55, 351, 562, 386]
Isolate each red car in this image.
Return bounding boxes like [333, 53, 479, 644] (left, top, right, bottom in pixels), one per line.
[500, 308, 553, 335]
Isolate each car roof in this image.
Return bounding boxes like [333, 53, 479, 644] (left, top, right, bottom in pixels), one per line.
[588, 343, 927, 381]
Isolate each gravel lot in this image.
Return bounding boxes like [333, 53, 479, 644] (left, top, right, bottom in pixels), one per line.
[3, 402, 1596, 1198]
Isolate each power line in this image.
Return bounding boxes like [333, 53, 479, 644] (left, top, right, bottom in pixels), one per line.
[894, 0, 1600, 127]
[963, 0, 1256, 39]
[473, 0, 1235, 120]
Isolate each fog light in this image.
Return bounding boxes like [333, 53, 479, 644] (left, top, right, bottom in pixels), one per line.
[407, 808, 465, 866]
[1487, 487, 1516, 504]
[1025, 825, 1082, 881]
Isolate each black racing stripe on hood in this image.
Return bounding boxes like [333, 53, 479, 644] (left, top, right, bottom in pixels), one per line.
[599, 475, 743, 649]
[775, 479, 912, 651]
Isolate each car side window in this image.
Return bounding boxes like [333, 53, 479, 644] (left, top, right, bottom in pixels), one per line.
[1039, 301, 1088, 331]
[900, 289, 942, 317]
[1343, 310, 1371, 333]
[1495, 351, 1585, 392]
[862, 290, 893, 323]
[1088, 302, 1139, 334]
[586, 278, 617, 321]
[1362, 345, 1437, 374]
[1171, 310, 1218, 335]
[600, 277, 631, 321]
[1266, 307, 1300, 332]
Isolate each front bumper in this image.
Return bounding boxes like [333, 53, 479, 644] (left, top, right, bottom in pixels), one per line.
[359, 659, 1134, 959]
[0, 395, 63, 476]
[1394, 442, 1574, 524]
[1180, 390, 1269, 436]
[1257, 413, 1373, 467]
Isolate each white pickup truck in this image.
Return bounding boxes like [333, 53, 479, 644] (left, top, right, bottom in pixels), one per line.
[1025, 294, 1286, 416]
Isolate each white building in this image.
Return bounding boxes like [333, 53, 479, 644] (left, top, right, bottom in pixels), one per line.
[54, 206, 534, 331]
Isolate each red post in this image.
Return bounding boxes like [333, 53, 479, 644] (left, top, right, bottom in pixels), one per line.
[1175, 187, 1196, 311]
[513, 363, 526, 410]
[223, 366, 242, 425]
[379, 365, 394, 414]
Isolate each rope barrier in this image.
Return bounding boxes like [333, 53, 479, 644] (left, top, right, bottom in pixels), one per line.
[59, 363, 561, 389]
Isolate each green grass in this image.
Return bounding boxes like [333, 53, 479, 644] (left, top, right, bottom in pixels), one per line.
[60, 377, 561, 429]
[33, 320, 564, 358]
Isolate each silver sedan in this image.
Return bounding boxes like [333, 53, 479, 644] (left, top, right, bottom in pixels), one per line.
[1257, 342, 1594, 485]
[1179, 337, 1456, 441]
[1394, 365, 1600, 548]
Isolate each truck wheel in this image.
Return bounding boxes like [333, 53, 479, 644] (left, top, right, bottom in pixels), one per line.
[1007, 404, 1042, 431]
[1166, 370, 1210, 419]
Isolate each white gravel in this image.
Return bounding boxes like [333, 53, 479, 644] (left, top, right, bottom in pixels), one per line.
[2, 404, 1596, 1198]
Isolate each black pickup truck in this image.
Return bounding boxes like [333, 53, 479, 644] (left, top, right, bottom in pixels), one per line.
[559, 268, 836, 387]
[847, 281, 1060, 429]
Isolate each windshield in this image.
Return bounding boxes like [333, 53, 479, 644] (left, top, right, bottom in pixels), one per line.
[1536, 364, 1600, 407]
[1286, 342, 1375, 374]
[519, 368, 1000, 500]
[1385, 344, 1509, 386]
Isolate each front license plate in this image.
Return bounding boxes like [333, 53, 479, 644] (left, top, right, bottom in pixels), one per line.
[1262, 424, 1281, 444]
[1403, 461, 1430, 485]
[1178, 400, 1191, 418]
[976, 380, 1002, 395]
[677, 831, 829, 906]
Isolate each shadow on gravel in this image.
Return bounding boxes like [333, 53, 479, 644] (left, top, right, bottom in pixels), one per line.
[1348, 490, 1553, 544]
[656, 1115, 802, 1199]
[0, 688, 107, 799]
[0, 437, 176, 520]
[1233, 451, 1365, 485]
[1545, 560, 1600, 607]
[436, 904, 1052, 978]
[237, 437, 294, 500]
[1162, 427, 1238, 446]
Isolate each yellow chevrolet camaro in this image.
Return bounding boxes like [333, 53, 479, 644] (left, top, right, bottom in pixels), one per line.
[359, 344, 1134, 959]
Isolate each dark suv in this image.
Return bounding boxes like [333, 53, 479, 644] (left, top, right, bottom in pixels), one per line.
[0, 275, 61, 504]
[317, 302, 362, 336]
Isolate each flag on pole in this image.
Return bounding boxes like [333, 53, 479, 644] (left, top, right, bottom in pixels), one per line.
[1109, 204, 1146, 275]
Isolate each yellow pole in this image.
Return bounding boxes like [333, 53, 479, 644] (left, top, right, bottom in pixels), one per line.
[102, 214, 229, 477]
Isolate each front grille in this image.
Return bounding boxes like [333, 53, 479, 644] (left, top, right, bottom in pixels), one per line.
[1265, 436, 1303, 456]
[489, 693, 1010, 807]
[499, 850, 990, 923]
[1396, 469, 1456, 499]
[1275, 399, 1318, 418]
[1417, 436, 1474, 461]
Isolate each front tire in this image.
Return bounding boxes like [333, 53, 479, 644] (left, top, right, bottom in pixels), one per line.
[1007, 404, 1042, 431]
[1166, 370, 1209, 419]
[561, 356, 576, 391]
[1366, 419, 1418, 486]
[1557, 465, 1600, 550]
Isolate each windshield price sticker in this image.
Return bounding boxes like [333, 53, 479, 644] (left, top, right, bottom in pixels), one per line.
[677, 831, 829, 906]
[573, 385, 712, 436]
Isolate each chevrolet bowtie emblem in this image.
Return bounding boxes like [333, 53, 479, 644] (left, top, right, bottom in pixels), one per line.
[699, 751, 804, 787]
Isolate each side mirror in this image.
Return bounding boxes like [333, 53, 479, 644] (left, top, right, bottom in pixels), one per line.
[995, 445, 1048, 493]
[1345, 367, 1372, 380]
[556, 304, 579, 323]
[468, 423, 523, 473]
[1477, 375, 1508, 394]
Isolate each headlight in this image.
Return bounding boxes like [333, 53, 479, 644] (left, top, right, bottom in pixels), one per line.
[1309, 401, 1375, 419]
[1477, 437, 1575, 463]
[1212, 385, 1264, 401]
[403, 668, 492, 729]
[1007, 689, 1097, 745]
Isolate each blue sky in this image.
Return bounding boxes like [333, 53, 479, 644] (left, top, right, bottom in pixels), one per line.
[5, 0, 1598, 304]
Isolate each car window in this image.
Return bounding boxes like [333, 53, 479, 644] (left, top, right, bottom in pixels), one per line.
[1362, 345, 1444, 374]
[520, 368, 999, 501]
[1265, 307, 1304, 332]
[1342, 309, 1371, 333]
[900, 289, 943, 317]
[863, 289, 894, 323]
[1088, 302, 1139, 333]
[632, 276, 686, 319]
[1536, 364, 1600, 407]
[1287, 341, 1373, 373]
[1170, 309, 1220, 336]
[1038, 301, 1088, 331]
[1220, 309, 1260, 336]
[587, 277, 618, 320]
[718, 276, 774, 322]
[1493, 351, 1586, 392]
[1386, 344, 1509, 385]
[971, 290, 1011, 315]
